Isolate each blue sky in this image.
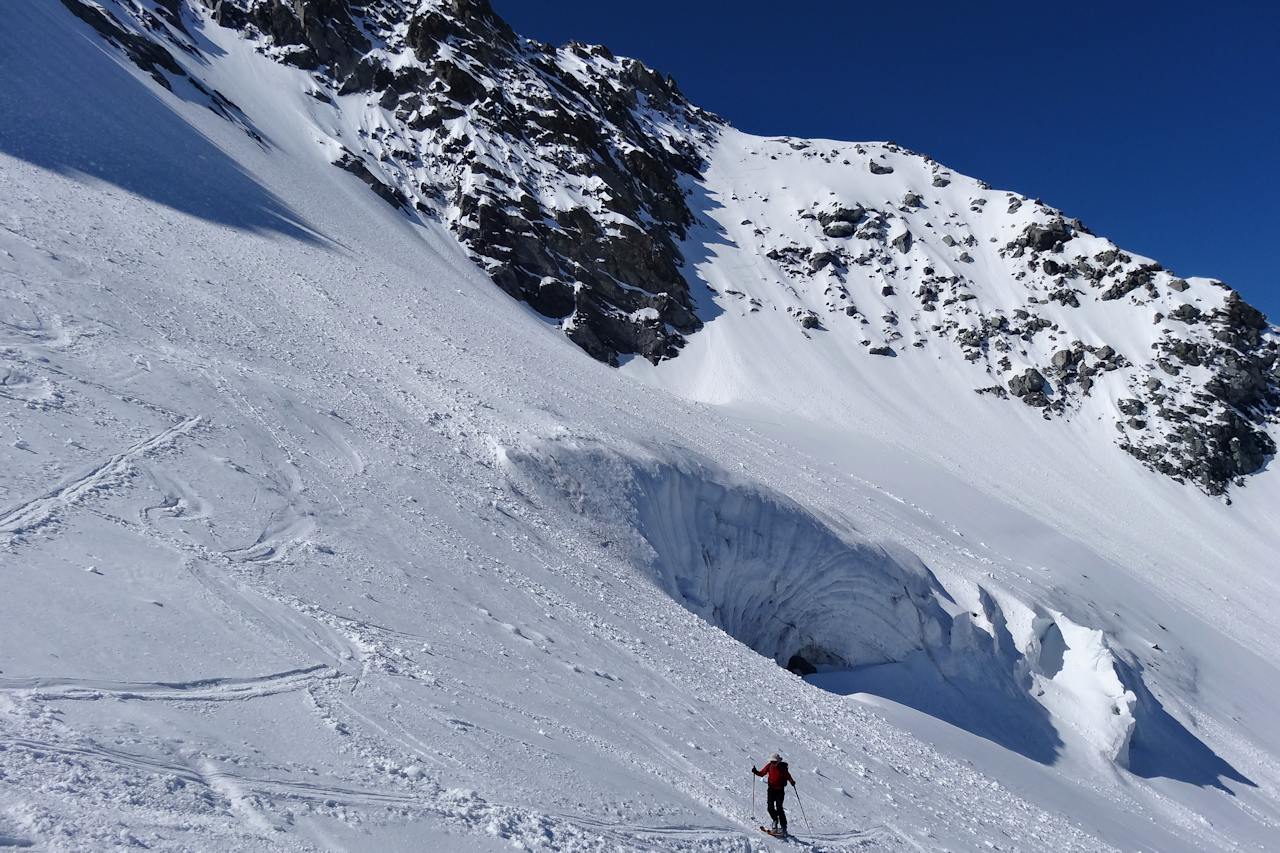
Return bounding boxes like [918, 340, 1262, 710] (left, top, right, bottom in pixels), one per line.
[495, 1, 1279, 320]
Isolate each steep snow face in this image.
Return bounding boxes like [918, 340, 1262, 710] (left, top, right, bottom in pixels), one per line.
[52, 0, 1278, 494]
[630, 128, 1278, 496]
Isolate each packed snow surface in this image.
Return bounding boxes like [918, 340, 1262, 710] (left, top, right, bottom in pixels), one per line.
[2, 3, 1280, 851]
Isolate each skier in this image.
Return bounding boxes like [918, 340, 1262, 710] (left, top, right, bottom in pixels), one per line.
[752, 752, 796, 835]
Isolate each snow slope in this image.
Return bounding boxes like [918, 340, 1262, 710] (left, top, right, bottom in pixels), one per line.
[1, 2, 1279, 851]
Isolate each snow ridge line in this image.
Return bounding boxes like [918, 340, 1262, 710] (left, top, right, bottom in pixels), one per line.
[0, 414, 203, 542]
[0, 663, 336, 702]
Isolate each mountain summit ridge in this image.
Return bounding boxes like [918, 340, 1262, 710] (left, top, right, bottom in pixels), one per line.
[58, 0, 1279, 495]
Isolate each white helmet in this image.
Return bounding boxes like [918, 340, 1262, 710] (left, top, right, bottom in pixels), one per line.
[770, 752, 782, 761]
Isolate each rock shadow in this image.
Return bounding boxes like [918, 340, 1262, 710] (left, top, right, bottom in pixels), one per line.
[678, 176, 734, 326]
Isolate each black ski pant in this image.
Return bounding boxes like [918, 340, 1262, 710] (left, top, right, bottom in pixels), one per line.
[766, 786, 787, 829]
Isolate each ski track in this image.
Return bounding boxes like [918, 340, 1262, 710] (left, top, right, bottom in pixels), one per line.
[0, 664, 336, 702]
[223, 514, 319, 564]
[4, 722, 892, 852]
[0, 414, 202, 542]
[564, 814, 899, 850]
[139, 467, 212, 523]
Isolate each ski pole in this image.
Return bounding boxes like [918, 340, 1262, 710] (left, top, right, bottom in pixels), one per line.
[793, 784, 813, 835]
[751, 773, 757, 821]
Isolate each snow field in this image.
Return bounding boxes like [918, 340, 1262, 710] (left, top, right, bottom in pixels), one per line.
[1, 3, 1279, 851]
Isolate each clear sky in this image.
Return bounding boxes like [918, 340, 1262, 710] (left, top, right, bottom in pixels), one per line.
[495, 1, 1280, 321]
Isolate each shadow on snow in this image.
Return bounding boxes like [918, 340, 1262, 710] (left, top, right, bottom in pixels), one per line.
[0, 3, 329, 246]
[677, 176, 731, 327]
[1119, 658, 1256, 792]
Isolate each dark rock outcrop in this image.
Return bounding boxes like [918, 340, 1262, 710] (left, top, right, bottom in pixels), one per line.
[1123, 293, 1279, 493]
[1009, 218, 1072, 253]
[1008, 368, 1047, 399]
[198, 0, 718, 366]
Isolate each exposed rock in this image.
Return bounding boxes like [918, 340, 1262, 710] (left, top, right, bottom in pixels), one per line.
[1165, 339, 1203, 366]
[1211, 292, 1269, 349]
[1047, 288, 1081, 307]
[1100, 264, 1161, 301]
[1206, 352, 1272, 408]
[1008, 368, 1047, 399]
[869, 160, 894, 175]
[818, 205, 865, 226]
[61, 0, 186, 87]
[1023, 392, 1051, 408]
[797, 310, 822, 329]
[334, 151, 409, 209]
[1050, 348, 1079, 370]
[1008, 218, 1072, 253]
[810, 251, 840, 272]
[869, 345, 896, 357]
[1118, 398, 1146, 417]
[823, 221, 856, 238]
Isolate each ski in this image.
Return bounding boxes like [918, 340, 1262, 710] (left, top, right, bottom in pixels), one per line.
[759, 826, 790, 839]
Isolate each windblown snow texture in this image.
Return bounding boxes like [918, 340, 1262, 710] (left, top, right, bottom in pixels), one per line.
[2, 1, 1280, 851]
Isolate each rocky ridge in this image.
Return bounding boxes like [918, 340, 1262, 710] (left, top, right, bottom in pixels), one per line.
[55, 0, 1279, 494]
[68, 0, 718, 365]
[234, 0, 722, 365]
[684, 133, 1278, 496]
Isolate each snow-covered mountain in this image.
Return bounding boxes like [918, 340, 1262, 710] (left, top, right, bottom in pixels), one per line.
[59, 0, 1279, 496]
[2, 2, 1279, 851]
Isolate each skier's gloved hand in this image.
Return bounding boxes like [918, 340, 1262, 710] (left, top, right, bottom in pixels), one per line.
[751, 766, 757, 773]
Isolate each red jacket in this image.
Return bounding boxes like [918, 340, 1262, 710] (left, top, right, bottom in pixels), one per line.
[753, 760, 794, 788]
